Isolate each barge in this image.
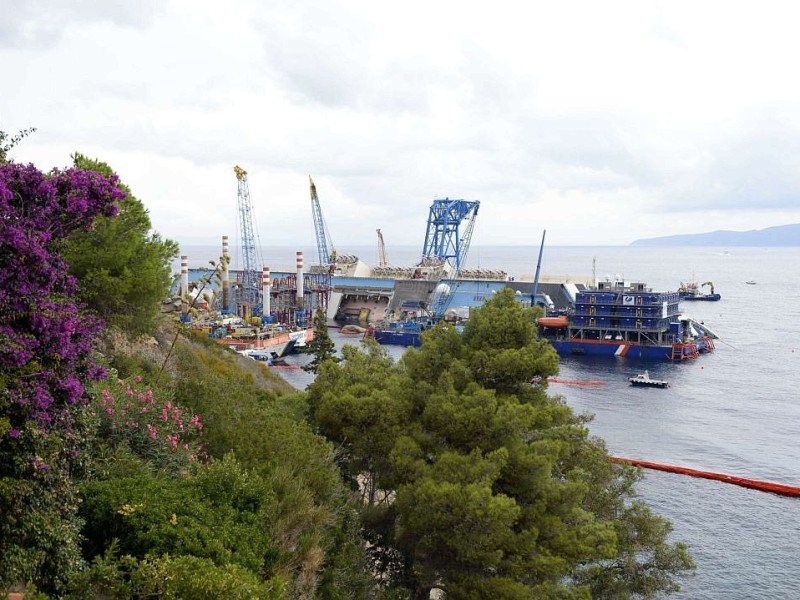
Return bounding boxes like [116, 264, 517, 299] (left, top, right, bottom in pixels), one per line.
[537, 280, 716, 361]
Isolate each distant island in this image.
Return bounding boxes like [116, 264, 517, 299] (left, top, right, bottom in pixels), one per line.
[630, 223, 800, 246]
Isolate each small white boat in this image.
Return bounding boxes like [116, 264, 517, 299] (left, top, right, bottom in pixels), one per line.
[628, 370, 669, 388]
[745, 280, 757, 285]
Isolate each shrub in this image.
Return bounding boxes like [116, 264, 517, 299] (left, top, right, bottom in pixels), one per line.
[89, 376, 206, 476]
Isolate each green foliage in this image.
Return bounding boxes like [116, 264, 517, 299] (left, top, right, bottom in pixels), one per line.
[0, 434, 86, 595]
[300, 307, 340, 374]
[1, 148, 376, 597]
[110, 351, 161, 380]
[0, 157, 125, 596]
[79, 455, 281, 577]
[311, 343, 406, 496]
[68, 546, 284, 600]
[306, 287, 694, 598]
[63, 323, 375, 598]
[88, 376, 206, 477]
[59, 153, 178, 335]
[149, 333, 375, 598]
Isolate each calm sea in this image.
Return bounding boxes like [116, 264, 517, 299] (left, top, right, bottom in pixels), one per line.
[182, 244, 800, 598]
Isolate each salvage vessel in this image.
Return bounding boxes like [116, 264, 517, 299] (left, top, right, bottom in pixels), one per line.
[678, 281, 721, 301]
[537, 280, 717, 360]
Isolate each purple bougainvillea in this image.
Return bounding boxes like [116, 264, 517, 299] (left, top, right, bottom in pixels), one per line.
[0, 162, 124, 430]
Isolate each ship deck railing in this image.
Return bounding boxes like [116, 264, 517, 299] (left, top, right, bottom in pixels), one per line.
[566, 325, 674, 335]
[564, 327, 676, 344]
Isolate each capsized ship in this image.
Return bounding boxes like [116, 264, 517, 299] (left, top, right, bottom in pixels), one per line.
[537, 280, 717, 360]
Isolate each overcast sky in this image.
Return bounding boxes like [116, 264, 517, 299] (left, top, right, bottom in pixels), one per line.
[3, 1, 800, 249]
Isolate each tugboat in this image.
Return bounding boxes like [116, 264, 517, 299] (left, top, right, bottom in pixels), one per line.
[628, 370, 669, 388]
[537, 279, 717, 361]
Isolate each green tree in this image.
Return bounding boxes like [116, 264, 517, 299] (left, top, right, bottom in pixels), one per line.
[300, 307, 340, 374]
[306, 288, 694, 599]
[59, 153, 178, 335]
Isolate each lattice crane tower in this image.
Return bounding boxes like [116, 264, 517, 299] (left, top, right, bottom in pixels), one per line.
[421, 199, 480, 273]
[234, 165, 264, 313]
[309, 176, 336, 267]
[422, 198, 480, 318]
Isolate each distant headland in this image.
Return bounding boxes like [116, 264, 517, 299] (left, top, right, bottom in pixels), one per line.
[630, 224, 800, 246]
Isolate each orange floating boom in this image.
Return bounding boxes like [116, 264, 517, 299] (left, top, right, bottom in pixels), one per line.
[611, 457, 800, 498]
[546, 378, 607, 386]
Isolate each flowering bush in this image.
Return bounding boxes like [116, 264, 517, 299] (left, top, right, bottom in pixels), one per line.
[90, 376, 206, 475]
[0, 162, 123, 430]
[0, 161, 124, 594]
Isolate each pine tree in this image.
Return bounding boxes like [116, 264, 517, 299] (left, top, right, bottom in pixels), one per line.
[301, 307, 340, 373]
[306, 288, 695, 598]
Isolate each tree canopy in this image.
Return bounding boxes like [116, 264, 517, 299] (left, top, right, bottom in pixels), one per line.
[307, 288, 694, 599]
[58, 153, 178, 336]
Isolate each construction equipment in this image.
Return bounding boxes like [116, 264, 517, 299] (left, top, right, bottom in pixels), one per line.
[424, 199, 480, 317]
[234, 166, 264, 315]
[309, 176, 336, 267]
[702, 281, 716, 295]
[377, 228, 387, 267]
[421, 198, 480, 273]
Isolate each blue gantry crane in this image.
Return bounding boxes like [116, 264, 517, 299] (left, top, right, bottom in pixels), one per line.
[421, 198, 480, 273]
[309, 176, 336, 267]
[422, 198, 480, 317]
[234, 165, 264, 315]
